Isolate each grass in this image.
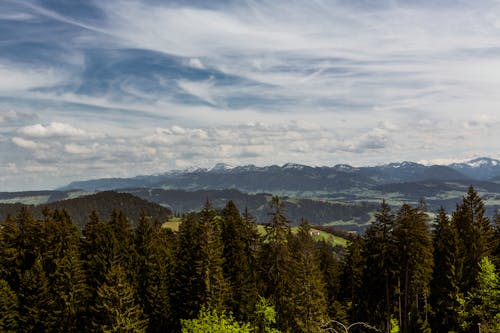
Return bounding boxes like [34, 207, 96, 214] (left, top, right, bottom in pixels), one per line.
[165, 221, 347, 247]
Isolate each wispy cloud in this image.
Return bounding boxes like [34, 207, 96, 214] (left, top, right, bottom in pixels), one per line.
[2, 0, 500, 190]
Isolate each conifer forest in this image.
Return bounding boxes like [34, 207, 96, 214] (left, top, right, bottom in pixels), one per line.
[0, 186, 499, 333]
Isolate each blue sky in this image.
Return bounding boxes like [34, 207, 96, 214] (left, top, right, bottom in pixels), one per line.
[1, 0, 500, 190]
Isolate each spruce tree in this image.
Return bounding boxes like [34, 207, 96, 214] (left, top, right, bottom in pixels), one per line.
[18, 258, 56, 332]
[453, 186, 495, 293]
[458, 257, 500, 332]
[429, 207, 460, 333]
[43, 209, 87, 332]
[135, 213, 175, 332]
[360, 200, 395, 332]
[288, 220, 329, 332]
[0, 278, 18, 332]
[197, 201, 230, 312]
[392, 204, 433, 333]
[258, 196, 294, 332]
[220, 201, 260, 321]
[171, 212, 205, 326]
[93, 263, 148, 332]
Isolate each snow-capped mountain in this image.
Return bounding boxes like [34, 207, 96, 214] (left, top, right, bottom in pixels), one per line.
[449, 157, 500, 180]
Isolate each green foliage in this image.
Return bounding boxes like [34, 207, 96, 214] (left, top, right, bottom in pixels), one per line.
[253, 297, 282, 333]
[454, 186, 495, 293]
[221, 201, 260, 321]
[458, 257, 500, 332]
[390, 316, 400, 333]
[288, 220, 329, 332]
[93, 263, 148, 332]
[0, 279, 18, 332]
[429, 207, 460, 333]
[181, 307, 252, 333]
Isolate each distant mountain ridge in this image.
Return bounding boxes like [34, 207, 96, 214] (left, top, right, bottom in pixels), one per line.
[59, 157, 500, 193]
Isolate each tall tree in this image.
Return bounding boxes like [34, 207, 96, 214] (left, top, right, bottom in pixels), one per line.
[0, 279, 18, 332]
[429, 207, 460, 333]
[453, 186, 495, 293]
[339, 234, 365, 323]
[197, 201, 230, 312]
[135, 213, 175, 332]
[458, 257, 500, 332]
[43, 209, 87, 332]
[392, 203, 433, 333]
[288, 220, 329, 332]
[258, 196, 294, 332]
[93, 263, 148, 332]
[360, 200, 396, 332]
[220, 201, 260, 322]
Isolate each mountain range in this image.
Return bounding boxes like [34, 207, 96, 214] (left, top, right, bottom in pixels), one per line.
[2, 157, 500, 232]
[59, 157, 500, 194]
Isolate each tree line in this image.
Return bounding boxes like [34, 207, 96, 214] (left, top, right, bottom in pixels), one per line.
[0, 186, 499, 332]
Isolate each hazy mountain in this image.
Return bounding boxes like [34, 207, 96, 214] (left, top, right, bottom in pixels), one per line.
[449, 157, 500, 180]
[59, 160, 474, 193]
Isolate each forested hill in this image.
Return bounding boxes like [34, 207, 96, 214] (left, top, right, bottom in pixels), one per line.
[0, 189, 376, 232]
[0, 191, 172, 229]
[0, 187, 499, 332]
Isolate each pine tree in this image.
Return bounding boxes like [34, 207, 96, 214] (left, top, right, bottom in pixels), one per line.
[18, 258, 56, 332]
[43, 209, 87, 332]
[392, 204, 433, 333]
[197, 201, 230, 312]
[429, 207, 460, 333]
[453, 186, 495, 293]
[339, 234, 365, 323]
[288, 220, 329, 332]
[360, 200, 396, 332]
[0, 278, 18, 332]
[135, 213, 175, 332]
[258, 196, 294, 332]
[458, 257, 500, 332]
[93, 263, 148, 332]
[316, 240, 345, 323]
[220, 201, 260, 321]
[80, 211, 117, 327]
[172, 212, 205, 326]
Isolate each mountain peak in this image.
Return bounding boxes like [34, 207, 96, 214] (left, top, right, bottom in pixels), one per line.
[209, 163, 234, 173]
[384, 161, 423, 168]
[465, 157, 500, 168]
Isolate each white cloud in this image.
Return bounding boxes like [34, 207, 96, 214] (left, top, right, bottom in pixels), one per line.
[12, 137, 42, 150]
[18, 122, 89, 138]
[0, 62, 68, 92]
[187, 58, 205, 69]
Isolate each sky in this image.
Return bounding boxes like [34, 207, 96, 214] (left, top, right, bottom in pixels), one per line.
[1, 0, 500, 190]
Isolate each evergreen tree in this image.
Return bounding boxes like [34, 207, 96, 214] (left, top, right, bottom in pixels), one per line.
[0, 278, 18, 332]
[172, 212, 205, 326]
[316, 240, 345, 322]
[18, 258, 56, 332]
[429, 207, 460, 333]
[135, 213, 175, 332]
[288, 220, 329, 332]
[220, 201, 260, 321]
[197, 201, 230, 312]
[458, 257, 500, 332]
[93, 263, 148, 332]
[453, 186, 495, 293]
[43, 209, 87, 332]
[360, 200, 396, 332]
[339, 234, 365, 323]
[80, 211, 117, 327]
[258, 196, 294, 332]
[392, 204, 433, 333]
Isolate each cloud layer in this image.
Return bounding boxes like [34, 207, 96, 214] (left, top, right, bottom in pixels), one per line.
[1, 0, 500, 190]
